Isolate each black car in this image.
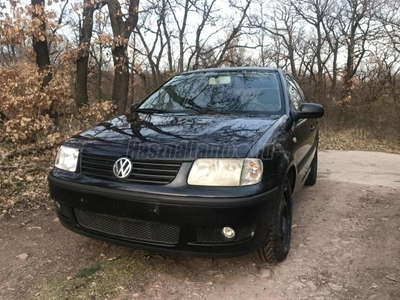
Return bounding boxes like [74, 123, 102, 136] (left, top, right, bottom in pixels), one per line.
[48, 67, 324, 262]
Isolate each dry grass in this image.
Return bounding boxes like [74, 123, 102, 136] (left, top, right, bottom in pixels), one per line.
[320, 128, 400, 154]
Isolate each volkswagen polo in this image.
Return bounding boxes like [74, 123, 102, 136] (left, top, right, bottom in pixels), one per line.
[48, 67, 324, 262]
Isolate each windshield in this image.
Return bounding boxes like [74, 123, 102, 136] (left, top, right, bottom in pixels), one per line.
[138, 71, 284, 114]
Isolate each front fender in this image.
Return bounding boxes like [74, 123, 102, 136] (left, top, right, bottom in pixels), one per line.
[247, 115, 296, 191]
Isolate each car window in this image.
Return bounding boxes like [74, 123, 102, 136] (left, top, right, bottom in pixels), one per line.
[139, 71, 284, 114]
[291, 77, 309, 103]
[285, 75, 304, 111]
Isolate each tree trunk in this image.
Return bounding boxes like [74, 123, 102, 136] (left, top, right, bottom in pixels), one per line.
[112, 45, 130, 115]
[178, 0, 189, 72]
[75, 55, 90, 107]
[161, 0, 173, 73]
[107, 0, 139, 114]
[95, 53, 103, 101]
[342, 25, 356, 106]
[31, 0, 52, 87]
[288, 44, 297, 78]
[75, 0, 95, 108]
[316, 25, 324, 95]
[330, 43, 338, 98]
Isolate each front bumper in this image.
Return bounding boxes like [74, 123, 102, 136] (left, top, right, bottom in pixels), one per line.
[48, 173, 280, 257]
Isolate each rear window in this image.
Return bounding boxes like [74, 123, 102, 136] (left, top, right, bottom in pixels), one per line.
[140, 71, 283, 114]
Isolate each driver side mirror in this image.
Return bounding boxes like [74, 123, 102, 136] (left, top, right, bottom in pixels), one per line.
[293, 103, 324, 121]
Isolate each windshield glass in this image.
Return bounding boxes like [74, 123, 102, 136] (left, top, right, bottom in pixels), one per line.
[139, 71, 283, 114]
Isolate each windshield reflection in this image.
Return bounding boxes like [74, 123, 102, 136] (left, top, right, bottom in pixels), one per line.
[139, 71, 284, 114]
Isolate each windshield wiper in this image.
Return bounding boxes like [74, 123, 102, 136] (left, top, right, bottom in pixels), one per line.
[134, 108, 173, 114]
[187, 107, 229, 114]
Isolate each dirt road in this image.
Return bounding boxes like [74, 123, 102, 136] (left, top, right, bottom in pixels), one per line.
[0, 150, 399, 300]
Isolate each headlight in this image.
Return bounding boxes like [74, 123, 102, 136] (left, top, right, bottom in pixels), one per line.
[55, 145, 79, 172]
[187, 158, 263, 186]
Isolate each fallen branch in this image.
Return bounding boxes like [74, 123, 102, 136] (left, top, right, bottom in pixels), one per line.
[385, 276, 399, 283]
[5, 142, 61, 160]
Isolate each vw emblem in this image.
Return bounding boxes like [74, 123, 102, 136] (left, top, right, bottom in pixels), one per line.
[113, 157, 133, 179]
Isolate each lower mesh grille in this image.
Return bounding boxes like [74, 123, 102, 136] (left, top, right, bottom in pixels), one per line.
[196, 226, 253, 243]
[74, 209, 180, 245]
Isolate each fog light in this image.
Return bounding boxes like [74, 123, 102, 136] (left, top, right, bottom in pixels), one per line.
[54, 201, 61, 212]
[222, 227, 236, 239]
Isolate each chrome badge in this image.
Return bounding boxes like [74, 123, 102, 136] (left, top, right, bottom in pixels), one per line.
[113, 157, 133, 179]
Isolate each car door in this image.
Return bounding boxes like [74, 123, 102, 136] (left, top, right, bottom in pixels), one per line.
[285, 75, 313, 186]
[291, 78, 319, 167]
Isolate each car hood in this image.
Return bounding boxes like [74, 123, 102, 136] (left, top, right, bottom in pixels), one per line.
[72, 113, 279, 160]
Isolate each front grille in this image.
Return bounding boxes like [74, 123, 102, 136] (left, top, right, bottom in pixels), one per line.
[196, 226, 253, 243]
[81, 153, 181, 185]
[74, 209, 180, 245]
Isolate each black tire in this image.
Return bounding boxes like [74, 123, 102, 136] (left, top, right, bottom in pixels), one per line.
[305, 150, 318, 186]
[257, 178, 292, 262]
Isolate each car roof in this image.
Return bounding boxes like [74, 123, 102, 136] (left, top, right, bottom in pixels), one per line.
[181, 67, 281, 75]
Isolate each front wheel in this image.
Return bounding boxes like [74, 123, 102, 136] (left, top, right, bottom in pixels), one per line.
[257, 178, 292, 262]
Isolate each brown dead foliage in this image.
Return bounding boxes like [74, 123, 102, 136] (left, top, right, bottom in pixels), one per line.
[0, 61, 75, 143]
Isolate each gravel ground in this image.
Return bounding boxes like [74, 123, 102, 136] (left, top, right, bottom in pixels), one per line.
[0, 150, 399, 300]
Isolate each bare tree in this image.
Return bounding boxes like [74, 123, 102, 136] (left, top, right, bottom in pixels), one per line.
[250, 1, 300, 77]
[187, 0, 218, 70]
[376, 0, 400, 54]
[295, 35, 316, 82]
[90, 8, 112, 101]
[75, 0, 103, 107]
[167, 0, 195, 72]
[212, 0, 252, 67]
[291, 0, 332, 93]
[338, 0, 376, 105]
[108, 0, 139, 114]
[321, 4, 343, 98]
[135, 0, 166, 84]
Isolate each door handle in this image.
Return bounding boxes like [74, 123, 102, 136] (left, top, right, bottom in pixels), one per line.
[310, 125, 315, 131]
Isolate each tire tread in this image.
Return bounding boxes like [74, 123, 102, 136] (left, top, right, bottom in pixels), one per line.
[257, 178, 292, 263]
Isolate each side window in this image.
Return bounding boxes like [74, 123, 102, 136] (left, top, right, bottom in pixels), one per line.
[291, 78, 308, 103]
[286, 75, 303, 111]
